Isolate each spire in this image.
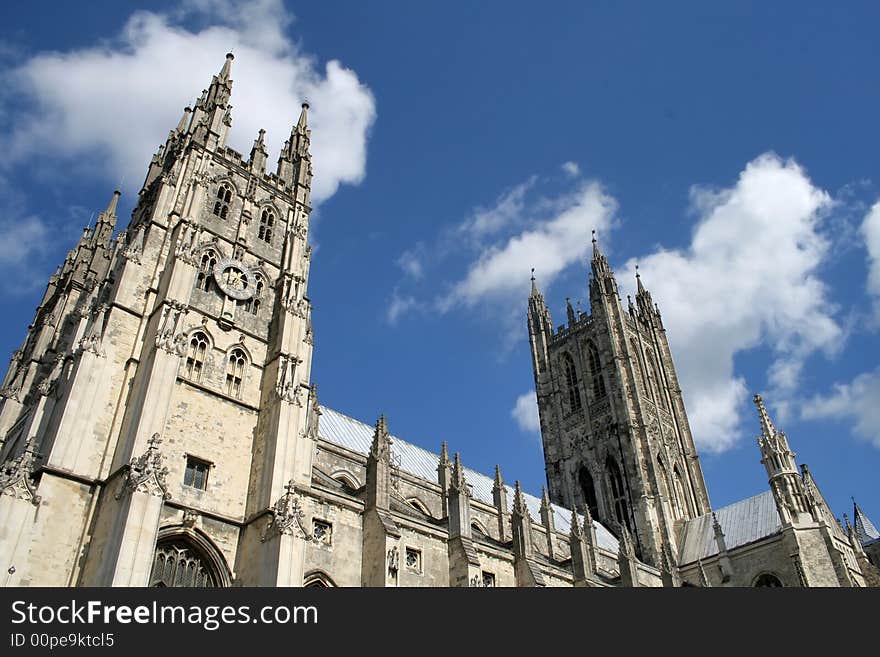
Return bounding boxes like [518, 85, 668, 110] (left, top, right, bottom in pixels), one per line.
[92, 189, 120, 246]
[370, 414, 390, 461]
[297, 101, 309, 129]
[754, 393, 776, 441]
[853, 499, 880, 544]
[634, 264, 656, 317]
[493, 464, 504, 492]
[451, 452, 468, 494]
[570, 507, 584, 538]
[512, 480, 529, 518]
[530, 268, 539, 297]
[200, 52, 234, 111]
[105, 189, 120, 217]
[175, 106, 192, 134]
[249, 128, 268, 172]
[590, 229, 611, 276]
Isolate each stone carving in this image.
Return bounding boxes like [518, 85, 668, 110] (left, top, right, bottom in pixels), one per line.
[261, 481, 312, 542]
[118, 433, 171, 500]
[0, 438, 42, 506]
[275, 354, 302, 403]
[387, 546, 399, 576]
[155, 302, 189, 355]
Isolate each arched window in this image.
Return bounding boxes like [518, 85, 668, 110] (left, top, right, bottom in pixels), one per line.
[607, 456, 631, 532]
[562, 352, 582, 412]
[225, 348, 246, 398]
[579, 466, 599, 520]
[150, 537, 219, 587]
[196, 251, 218, 292]
[672, 464, 690, 516]
[258, 209, 275, 243]
[303, 571, 337, 588]
[212, 183, 233, 219]
[238, 275, 264, 315]
[753, 573, 783, 587]
[656, 454, 678, 517]
[587, 340, 606, 399]
[185, 332, 208, 382]
[645, 350, 664, 407]
[631, 338, 646, 388]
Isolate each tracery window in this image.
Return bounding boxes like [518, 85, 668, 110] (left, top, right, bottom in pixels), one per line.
[607, 456, 631, 533]
[562, 352, 582, 412]
[239, 275, 264, 315]
[405, 547, 422, 573]
[150, 538, 218, 587]
[579, 466, 599, 520]
[673, 464, 690, 516]
[196, 251, 217, 292]
[258, 209, 275, 244]
[184, 332, 208, 382]
[313, 519, 332, 545]
[213, 183, 233, 219]
[753, 573, 783, 587]
[481, 571, 496, 587]
[587, 340, 606, 399]
[225, 348, 246, 398]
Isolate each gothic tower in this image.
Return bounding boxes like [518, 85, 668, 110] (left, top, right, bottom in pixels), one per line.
[0, 53, 320, 586]
[528, 234, 711, 566]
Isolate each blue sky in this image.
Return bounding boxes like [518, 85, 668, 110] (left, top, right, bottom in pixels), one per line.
[1, 0, 879, 526]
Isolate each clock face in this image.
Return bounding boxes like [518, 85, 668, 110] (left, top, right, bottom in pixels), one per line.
[213, 258, 257, 300]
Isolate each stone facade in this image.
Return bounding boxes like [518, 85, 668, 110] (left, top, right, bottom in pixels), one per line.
[0, 54, 876, 588]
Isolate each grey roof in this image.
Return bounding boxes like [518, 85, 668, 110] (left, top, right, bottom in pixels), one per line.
[853, 501, 880, 546]
[679, 490, 781, 564]
[318, 405, 620, 553]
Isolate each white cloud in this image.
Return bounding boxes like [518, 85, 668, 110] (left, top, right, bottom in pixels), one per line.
[512, 390, 540, 433]
[396, 246, 425, 280]
[561, 161, 580, 178]
[802, 368, 880, 448]
[456, 177, 537, 242]
[618, 153, 841, 452]
[387, 291, 421, 326]
[439, 180, 617, 312]
[862, 201, 880, 321]
[1, 0, 375, 205]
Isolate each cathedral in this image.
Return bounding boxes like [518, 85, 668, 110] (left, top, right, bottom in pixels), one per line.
[0, 54, 877, 588]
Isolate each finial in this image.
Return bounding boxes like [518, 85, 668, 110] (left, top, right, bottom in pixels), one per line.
[753, 393, 776, 440]
[591, 229, 597, 244]
[530, 267, 535, 281]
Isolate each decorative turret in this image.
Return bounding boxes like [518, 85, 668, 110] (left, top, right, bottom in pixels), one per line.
[527, 269, 553, 375]
[492, 464, 509, 541]
[365, 415, 392, 510]
[447, 453, 471, 539]
[249, 128, 268, 173]
[755, 394, 811, 524]
[277, 102, 311, 193]
[437, 440, 451, 516]
[539, 486, 557, 558]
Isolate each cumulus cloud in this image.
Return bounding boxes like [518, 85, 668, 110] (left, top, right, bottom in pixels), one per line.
[439, 180, 617, 312]
[561, 161, 580, 178]
[862, 201, 880, 321]
[512, 390, 541, 434]
[802, 368, 880, 448]
[0, 0, 375, 205]
[456, 177, 537, 242]
[618, 153, 841, 452]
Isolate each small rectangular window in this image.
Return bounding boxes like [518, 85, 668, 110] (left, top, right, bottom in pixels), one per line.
[313, 519, 332, 545]
[183, 456, 210, 490]
[482, 571, 496, 587]
[405, 547, 422, 573]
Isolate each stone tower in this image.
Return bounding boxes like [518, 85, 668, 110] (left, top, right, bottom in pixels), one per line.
[528, 234, 711, 566]
[0, 53, 320, 586]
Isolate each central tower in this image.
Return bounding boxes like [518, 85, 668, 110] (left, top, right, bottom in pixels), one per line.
[528, 236, 711, 566]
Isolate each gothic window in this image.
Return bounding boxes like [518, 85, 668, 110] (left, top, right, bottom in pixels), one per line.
[225, 348, 246, 398]
[587, 340, 607, 399]
[405, 547, 422, 573]
[184, 332, 208, 382]
[212, 183, 233, 219]
[312, 519, 332, 545]
[579, 467, 599, 520]
[303, 571, 336, 587]
[258, 208, 275, 244]
[646, 350, 664, 408]
[631, 338, 646, 387]
[657, 455, 679, 517]
[238, 275, 264, 315]
[150, 537, 219, 587]
[753, 573, 783, 587]
[607, 456, 631, 532]
[196, 251, 218, 292]
[183, 456, 210, 490]
[562, 352, 582, 412]
[673, 464, 690, 516]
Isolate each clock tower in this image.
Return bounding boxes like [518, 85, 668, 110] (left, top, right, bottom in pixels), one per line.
[0, 53, 321, 586]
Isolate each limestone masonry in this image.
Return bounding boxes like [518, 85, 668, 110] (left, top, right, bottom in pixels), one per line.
[1, 54, 877, 587]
